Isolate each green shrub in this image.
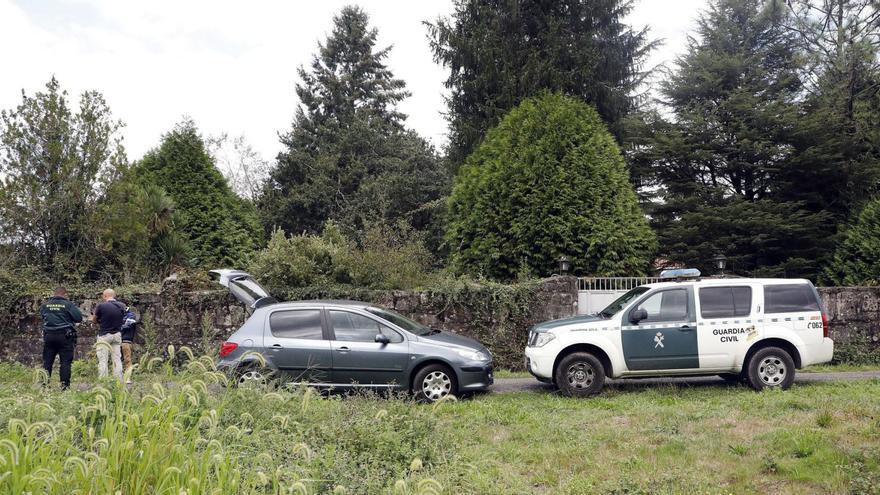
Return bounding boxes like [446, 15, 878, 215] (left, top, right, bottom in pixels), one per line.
[249, 222, 435, 291]
[445, 92, 657, 280]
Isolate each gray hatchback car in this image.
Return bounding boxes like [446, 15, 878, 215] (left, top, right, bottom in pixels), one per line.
[210, 269, 494, 402]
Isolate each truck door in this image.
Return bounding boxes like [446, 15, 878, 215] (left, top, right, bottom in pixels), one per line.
[622, 286, 699, 371]
[696, 285, 756, 369]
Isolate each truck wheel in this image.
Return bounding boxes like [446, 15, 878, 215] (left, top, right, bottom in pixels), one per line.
[413, 364, 458, 403]
[746, 347, 795, 391]
[555, 352, 605, 398]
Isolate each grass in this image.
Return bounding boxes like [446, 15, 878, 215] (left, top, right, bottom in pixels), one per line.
[2, 352, 880, 494]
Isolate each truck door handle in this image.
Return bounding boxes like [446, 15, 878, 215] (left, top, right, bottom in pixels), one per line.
[679, 325, 695, 332]
[337, 346, 350, 353]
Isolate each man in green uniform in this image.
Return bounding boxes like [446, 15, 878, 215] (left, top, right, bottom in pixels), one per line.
[39, 287, 83, 389]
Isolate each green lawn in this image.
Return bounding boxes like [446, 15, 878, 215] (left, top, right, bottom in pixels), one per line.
[1, 353, 879, 494]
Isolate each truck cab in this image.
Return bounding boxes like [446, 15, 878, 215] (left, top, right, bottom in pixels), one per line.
[524, 270, 834, 397]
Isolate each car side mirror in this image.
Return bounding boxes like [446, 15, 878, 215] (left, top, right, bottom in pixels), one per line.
[375, 333, 391, 345]
[630, 308, 648, 324]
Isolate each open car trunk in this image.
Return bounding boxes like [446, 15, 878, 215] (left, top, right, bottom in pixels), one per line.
[209, 269, 278, 310]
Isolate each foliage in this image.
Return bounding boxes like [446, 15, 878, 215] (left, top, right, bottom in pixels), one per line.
[638, 0, 832, 278]
[90, 164, 187, 283]
[825, 198, 880, 285]
[248, 221, 435, 291]
[138, 120, 263, 268]
[446, 93, 656, 280]
[2, 359, 880, 494]
[261, 6, 449, 245]
[782, 0, 880, 229]
[0, 77, 125, 279]
[427, 0, 655, 167]
[0, 353, 446, 495]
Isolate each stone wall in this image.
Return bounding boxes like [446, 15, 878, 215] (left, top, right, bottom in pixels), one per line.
[0, 277, 578, 371]
[818, 287, 880, 363]
[1, 279, 876, 371]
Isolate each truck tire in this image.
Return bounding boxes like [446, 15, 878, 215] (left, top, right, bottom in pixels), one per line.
[746, 347, 795, 391]
[555, 352, 605, 398]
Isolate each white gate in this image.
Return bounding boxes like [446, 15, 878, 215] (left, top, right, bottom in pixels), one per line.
[577, 277, 661, 315]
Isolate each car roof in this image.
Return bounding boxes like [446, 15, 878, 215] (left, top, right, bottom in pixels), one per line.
[266, 299, 377, 310]
[643, 278, 813, 290]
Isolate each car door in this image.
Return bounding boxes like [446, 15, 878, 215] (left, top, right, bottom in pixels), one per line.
[327, 309, 410, 387]
[262, 307, 333, 383]
[622, 286, 699, 371]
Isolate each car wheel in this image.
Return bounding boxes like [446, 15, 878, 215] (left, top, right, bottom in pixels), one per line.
[718, 372, 743, 384]
[413, 364, 458, 403]
[555, 352, 605, 398]
[746, 347, 795, 391]
[235, 366, 271, 388]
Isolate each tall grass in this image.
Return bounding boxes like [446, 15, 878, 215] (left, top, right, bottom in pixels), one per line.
[0, 348, 445, 495]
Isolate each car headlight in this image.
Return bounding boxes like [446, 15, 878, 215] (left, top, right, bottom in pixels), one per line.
[530, 332, 556, 347]
[456, 349, 490, 361]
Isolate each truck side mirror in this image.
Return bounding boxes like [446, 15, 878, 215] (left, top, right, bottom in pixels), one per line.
[630, 308, 648, 324]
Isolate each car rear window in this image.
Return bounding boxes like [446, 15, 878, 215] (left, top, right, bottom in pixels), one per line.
[699, 287, 752, 319]
[269, 309, 324, 339]
[764, 284, 821, 314]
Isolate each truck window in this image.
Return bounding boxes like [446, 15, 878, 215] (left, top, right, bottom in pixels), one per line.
[635, 289, 688, 323]
[699, 287, 752, 318]
[764, 284, 821, 313]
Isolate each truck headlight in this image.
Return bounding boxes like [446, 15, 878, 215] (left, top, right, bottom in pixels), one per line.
[530, 333, 556, 348]
[456, 349, 490, 361]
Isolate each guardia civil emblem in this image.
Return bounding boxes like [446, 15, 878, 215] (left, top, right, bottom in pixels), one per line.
[654, 332, 665, 349]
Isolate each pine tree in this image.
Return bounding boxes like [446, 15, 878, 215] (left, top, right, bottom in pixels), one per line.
[446, 93, 656, 280]
[137, 120, 262, 267]
[645, 0, 831, 277]
[261, 6, 448, 241]
[427, 0, 654, 167]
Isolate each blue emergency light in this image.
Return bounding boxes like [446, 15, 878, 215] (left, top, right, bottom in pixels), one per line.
[659, 268, 701, 279]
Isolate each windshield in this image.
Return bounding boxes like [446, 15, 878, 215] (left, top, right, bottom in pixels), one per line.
[366, 308, 430, 335]
[599, 287, 650, 318]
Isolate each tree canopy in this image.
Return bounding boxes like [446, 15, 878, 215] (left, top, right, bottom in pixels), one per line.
[446, 93, 656, 280]
[428, 0, 654, 167]
[138, 120, 262, 268]
[824, 197, 880, 285]
[260, 6, 449, 243]
[0, 77, 125, 278]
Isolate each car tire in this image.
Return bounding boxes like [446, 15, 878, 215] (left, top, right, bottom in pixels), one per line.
[555, 352, 605, 398]
[746, 347, 796, 391]
[413, 364, 458, 403]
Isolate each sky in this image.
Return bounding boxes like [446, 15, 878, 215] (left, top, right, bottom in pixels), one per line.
[0, 0, 707, 163]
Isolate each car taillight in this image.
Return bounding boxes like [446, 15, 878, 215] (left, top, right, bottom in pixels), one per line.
[821, 313, 829, 339]
[219, 341, 238, 358]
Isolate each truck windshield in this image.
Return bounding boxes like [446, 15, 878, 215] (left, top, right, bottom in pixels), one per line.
[598, 287, 650, 318]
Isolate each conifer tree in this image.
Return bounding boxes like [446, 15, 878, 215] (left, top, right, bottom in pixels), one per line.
[261, 6, 448, 241]
[428, 0, 654, 167]
[138, 120, 262, 267]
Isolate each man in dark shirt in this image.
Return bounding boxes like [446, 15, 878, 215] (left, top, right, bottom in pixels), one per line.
[39, 287, 83, 389]
[91, 288, 125, 381]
